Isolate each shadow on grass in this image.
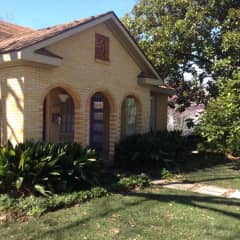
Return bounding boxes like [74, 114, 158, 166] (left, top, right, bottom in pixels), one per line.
[185, 176, 240, 184]
[28, 197, 146, 240]
[27, 188, 240, 240]
[127, 190, 240, 219]
[177, 152, 229, 173]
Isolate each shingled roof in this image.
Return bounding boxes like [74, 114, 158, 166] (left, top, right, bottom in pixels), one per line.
[0, 21, 33, 41]
[0, 12, 112, 53]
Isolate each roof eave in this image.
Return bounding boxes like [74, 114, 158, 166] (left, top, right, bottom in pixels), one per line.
[138, 77, 163, 86]
[138, 77, 175, 95]
[0, 50, 62, 66]
[151, 86, 176, 95]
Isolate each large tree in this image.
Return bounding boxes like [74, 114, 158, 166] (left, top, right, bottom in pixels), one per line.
[123, 0, 240, 110]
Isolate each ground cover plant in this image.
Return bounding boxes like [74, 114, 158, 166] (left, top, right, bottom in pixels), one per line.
[0, 187, 109, 221]
[0, 173, 150, 221]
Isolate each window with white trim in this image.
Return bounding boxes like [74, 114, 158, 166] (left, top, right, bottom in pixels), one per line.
[122, 97, 137, 136]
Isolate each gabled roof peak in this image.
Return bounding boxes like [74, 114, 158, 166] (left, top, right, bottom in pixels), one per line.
[0, 11, 115, 53]
[0, 11, 161, 80]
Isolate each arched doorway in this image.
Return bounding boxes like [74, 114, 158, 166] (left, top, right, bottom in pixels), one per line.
[89, 92, 110, 154]
[43, 87, 74, 142]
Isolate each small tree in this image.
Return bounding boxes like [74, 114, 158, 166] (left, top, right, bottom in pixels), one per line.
[198, 72, 240, 157]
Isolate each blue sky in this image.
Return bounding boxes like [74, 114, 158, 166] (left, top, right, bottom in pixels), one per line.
[0, 0, 137, 29]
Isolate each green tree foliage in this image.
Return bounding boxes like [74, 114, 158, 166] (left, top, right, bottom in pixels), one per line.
[123, 0, 240, 109]
[198, 73, 240, 157]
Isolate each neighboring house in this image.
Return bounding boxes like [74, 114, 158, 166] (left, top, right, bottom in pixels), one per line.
[168, 103, 204, 135]
[0, 11, 174, 161]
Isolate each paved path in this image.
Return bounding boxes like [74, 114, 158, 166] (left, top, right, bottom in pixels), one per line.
[151, 180, 240, 199]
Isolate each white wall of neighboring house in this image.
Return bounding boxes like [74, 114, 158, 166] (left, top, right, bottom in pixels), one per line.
[167, 103, 204, 135]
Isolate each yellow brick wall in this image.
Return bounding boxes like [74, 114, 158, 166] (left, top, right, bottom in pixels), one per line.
[0, 22, 168, 160]
[0, 66, 25, 145]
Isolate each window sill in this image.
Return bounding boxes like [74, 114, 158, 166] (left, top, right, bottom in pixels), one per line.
[95, 58, 110, 65]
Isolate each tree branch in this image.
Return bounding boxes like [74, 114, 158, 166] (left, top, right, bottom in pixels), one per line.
[177, 52, 214, 65]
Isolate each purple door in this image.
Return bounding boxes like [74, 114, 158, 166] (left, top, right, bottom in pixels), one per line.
[90, 94, 105, 152]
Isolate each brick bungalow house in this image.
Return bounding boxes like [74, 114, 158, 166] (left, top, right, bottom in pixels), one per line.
[0, 11, 174, 161]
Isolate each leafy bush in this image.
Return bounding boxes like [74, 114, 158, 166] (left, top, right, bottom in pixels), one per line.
[160, 168, 174, 180]
[0, 187, 109, 219]
[116, 173, 150, 190]
[115, 131, 186, 172]
[0, 141, 102, 196]
[198, 77, 240, 158]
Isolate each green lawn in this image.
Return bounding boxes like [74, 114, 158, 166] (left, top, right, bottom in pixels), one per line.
[1, 187, 240, 240]
[181, 163, 240, 189]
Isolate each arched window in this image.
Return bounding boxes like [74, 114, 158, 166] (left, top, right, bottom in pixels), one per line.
[122, 96, 137, 137]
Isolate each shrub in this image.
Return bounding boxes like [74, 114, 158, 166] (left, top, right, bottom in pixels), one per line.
[0, 141, 102, 196]
[116, 173, 150, 190]
[114, 131, 185, 172]
[160, 168, 174, 180]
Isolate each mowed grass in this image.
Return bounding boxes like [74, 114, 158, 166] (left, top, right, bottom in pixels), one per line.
[1, 187, 240, 240]
[182, 163, 240, 189]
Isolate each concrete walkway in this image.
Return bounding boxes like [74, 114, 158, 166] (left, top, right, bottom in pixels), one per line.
[151, 180, 240, 199]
